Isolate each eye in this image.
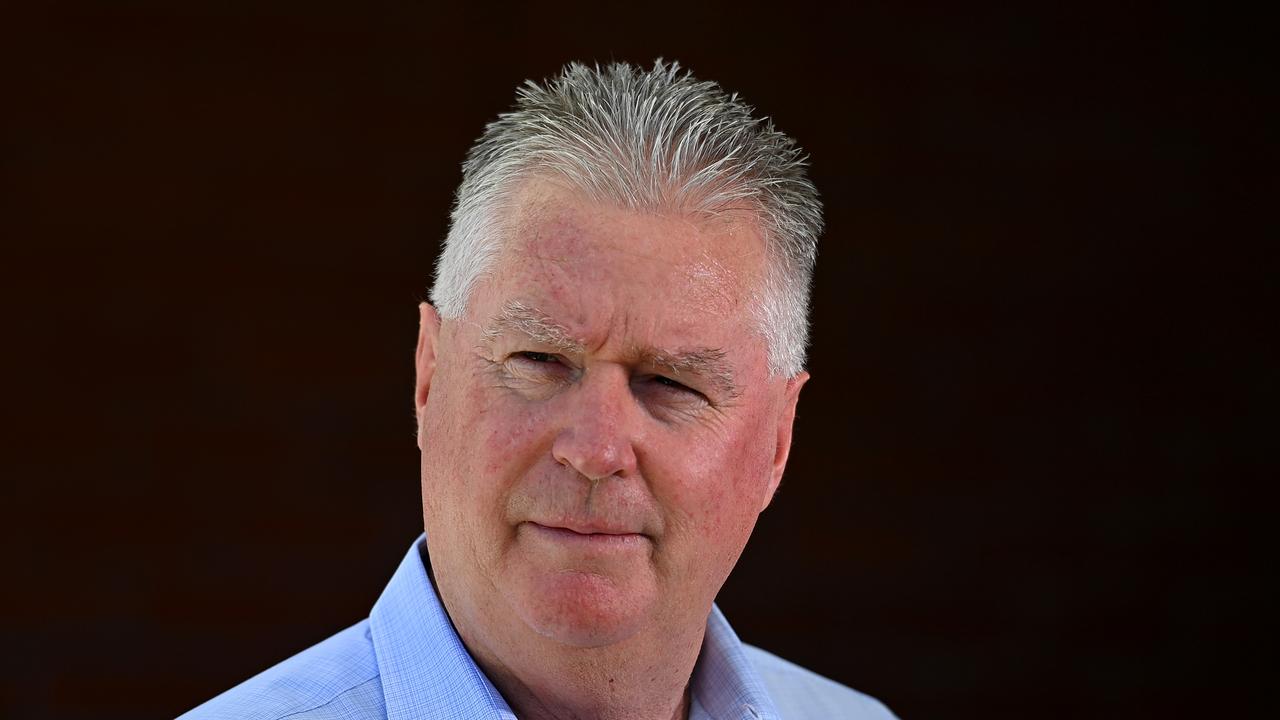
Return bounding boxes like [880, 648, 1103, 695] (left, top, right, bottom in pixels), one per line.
[505, 351, 573, 380]
[649, 374, 707, 400]
[632, 374, 710, 420]
[653, 375, 690, 391]
[501, 351, 574, 392]
[507, 351, 569, 375]
[518, 351, 558, 364]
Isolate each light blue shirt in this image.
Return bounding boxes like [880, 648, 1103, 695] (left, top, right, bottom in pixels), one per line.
[182, 536, 897, 719]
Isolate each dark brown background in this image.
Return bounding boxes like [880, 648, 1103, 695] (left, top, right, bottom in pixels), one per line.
[2, 2, 1268, 719]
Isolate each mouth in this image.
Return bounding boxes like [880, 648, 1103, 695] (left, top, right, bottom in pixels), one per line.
[525, 521, 649, 549]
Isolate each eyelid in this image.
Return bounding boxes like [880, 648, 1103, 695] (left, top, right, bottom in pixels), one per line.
[505, 352, 711, 401]
[508, 350, 581, 376]
[647, 373, 707, 399]
[653, 374, 687, 389]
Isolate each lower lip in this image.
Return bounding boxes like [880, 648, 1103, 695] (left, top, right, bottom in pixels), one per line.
[525, 523, 648, 550]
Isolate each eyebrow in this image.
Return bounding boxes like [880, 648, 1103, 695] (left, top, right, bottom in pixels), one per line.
[483, 300, 585, 354]
[640, 347, 740, 399]
[484, 300, 741, 398]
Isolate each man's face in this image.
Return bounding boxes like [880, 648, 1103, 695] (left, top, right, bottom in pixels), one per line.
[415, 179, 807, 651]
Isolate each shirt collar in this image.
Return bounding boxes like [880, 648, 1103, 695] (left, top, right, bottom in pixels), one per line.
[369, 535, 779, 720]
[369, 536, 515, 720]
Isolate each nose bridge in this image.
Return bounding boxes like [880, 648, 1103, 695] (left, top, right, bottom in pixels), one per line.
[552, 363, 638, 481]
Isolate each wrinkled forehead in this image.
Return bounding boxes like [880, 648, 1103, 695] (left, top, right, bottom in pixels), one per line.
[491, 178, 769, 318]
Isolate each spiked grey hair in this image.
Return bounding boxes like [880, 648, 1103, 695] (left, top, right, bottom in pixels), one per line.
[430, 60, 822, 377]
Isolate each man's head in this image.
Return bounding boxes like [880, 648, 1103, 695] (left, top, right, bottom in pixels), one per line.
[413, 61, 821, 657]
[431, 60, 822, 377]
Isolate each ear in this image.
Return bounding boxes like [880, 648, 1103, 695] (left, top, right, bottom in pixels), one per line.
[415, 302, 442, 450]
[761, 370, 810, 512]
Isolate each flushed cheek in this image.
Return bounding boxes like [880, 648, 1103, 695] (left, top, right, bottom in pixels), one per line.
[658, 432, 775, 560]
[422, 373, 543, 515]
[696, 464, 769, 538]
[471, 391, 557, 477]
[423, 392, 556, 581]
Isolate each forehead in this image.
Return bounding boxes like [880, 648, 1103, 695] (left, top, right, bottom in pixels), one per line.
[482, 179, 768, 330]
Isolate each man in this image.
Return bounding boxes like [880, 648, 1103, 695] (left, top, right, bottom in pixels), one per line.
[183, 60, 897, 720]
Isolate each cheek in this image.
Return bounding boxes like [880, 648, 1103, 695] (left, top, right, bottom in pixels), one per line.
[426, 373, 556, 504]
[660, 415, 777, 552]
[472, 384, 557, 474]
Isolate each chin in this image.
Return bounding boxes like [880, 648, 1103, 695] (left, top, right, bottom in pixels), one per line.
[510, 569, 657, 648]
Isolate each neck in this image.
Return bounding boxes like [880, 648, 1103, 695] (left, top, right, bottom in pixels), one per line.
[484, 659, 695, 720]
[448, 596, 706, 720]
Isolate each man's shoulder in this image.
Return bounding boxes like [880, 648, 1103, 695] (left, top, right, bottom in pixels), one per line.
[742, 643, 898, 720]
[179, 621, 385, 720]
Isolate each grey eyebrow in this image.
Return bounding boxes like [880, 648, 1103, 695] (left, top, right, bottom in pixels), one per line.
[641, 347, 740, 399]
[484, 300, 740, 399]
[483, 300, 585, 354]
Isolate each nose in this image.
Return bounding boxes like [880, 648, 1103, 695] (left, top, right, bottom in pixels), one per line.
[551, 365, 639, 481]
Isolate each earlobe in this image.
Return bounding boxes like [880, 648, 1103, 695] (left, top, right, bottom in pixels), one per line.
[415, 302, 443, 448]
[761, 371, 810, 512]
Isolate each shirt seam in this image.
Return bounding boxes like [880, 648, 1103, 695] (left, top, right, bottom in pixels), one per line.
[273, 675, 382, 720]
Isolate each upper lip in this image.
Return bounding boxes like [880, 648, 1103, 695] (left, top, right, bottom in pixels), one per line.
[532, 520, 643, 536]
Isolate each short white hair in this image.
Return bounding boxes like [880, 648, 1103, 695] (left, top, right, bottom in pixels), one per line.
[430, 60, 822, 377]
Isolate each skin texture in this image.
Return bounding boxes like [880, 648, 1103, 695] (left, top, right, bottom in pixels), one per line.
[414, 178, 808, 720]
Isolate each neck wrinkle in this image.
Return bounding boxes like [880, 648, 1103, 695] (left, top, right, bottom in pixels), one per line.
[442, 587, 705, 720]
